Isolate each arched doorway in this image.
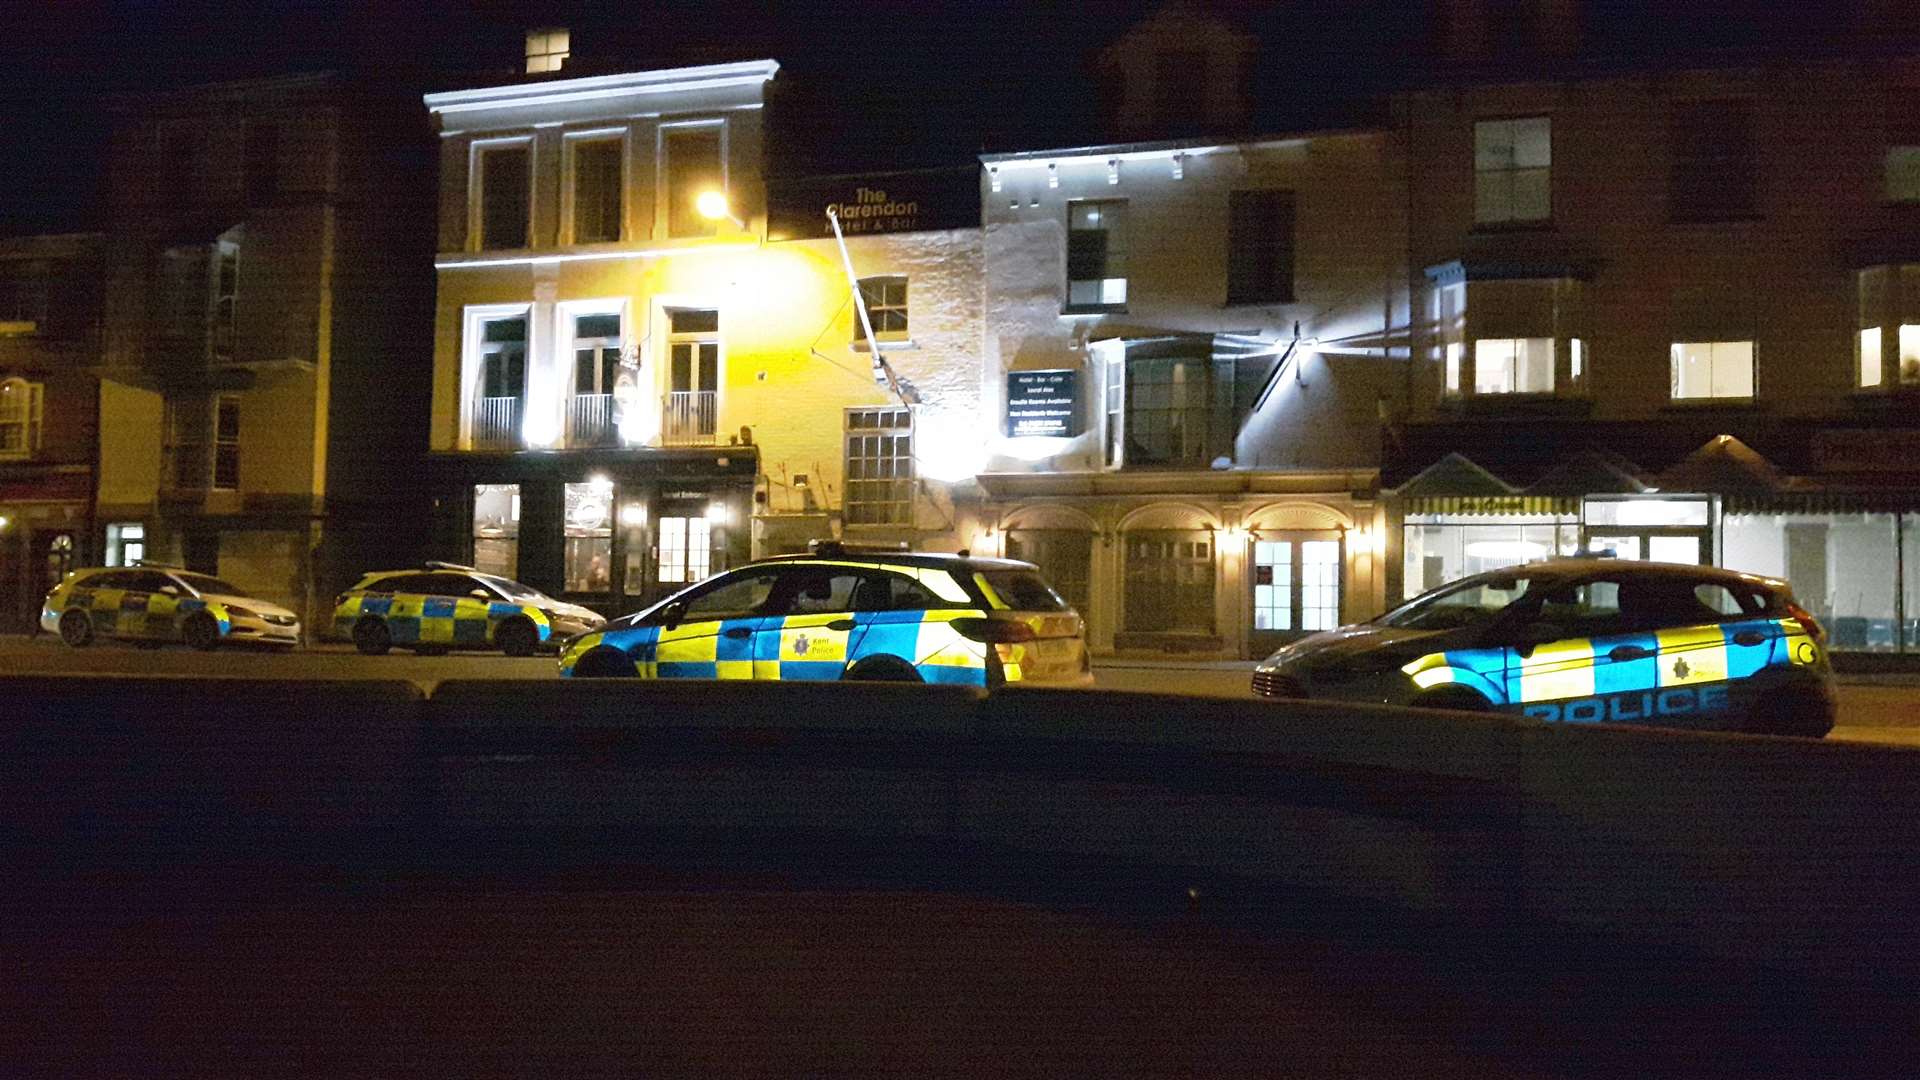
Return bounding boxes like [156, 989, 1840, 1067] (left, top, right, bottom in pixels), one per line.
[1246, 502, 1350, 654]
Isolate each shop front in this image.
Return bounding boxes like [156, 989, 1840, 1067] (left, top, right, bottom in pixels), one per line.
[0, 469, 90, 633]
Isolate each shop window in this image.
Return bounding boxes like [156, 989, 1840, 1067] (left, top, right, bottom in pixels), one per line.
[564, 480, 613, 593]
[568, 136, 624, 244]
[658, 515, 711, 584]
[473, 484, 520, 579]
[1226, 189, 1295, 305]
[1669, 340, 1754, 400]
[1474, 117, 1551, 225]
[663, 123, 724, 238]
[1722, 512, 1899, 652]
[856, 276, 908, 341]
[475, 142, 531, 251]
[844, 407, 913, 525]
[1066, 199, 1127, 312]
[105, 522, 146, 567]
[1004, 529, 1092, 615]
[1669, 100, 1755, 222]
[1124, 530, 1214, 633]
[1473, 338, 1554, 394]
[1401, 520, 1578, 597]
[0, 377, 42, 457]
[620, 500, 649, 595]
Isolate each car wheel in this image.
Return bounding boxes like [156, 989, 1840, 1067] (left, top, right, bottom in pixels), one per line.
[58, 610, 94, 648]
[353, 617, 392, 656]
[573, 646, 638, 678]
[182, 613, 221, 652]
[497, 618, 539, 658]
[843, 656, 923, 682]
[1412, 687, 1491, 713]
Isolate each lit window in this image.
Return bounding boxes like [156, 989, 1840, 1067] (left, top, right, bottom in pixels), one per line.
[1473, 338, 1555, 394]
[1066, 199, 1127, 311]
[564, 480, 613, 593]
[1571, 338, 1585, 382]
[569, 136, 623, 244]
[1474, 117, 1551, 224]
[844, 407, 914, 526]
[1887, 145, 1920, 203]
[1860, 327, 1883, 388]
[1669, 341, 1755, 400]
[473, 484, 520, 579]
[525, 28, 570, 73]
[1445, 343, 1462, 394]
[657, 515, 711, 584]
[856, 276, 908, 340]
[476, 143, 530, 250]
[1902, 325, 1920, 384]
[663, 124, 724, 238]
[106, 523, 146, 567]
[0, 377, 42, 458]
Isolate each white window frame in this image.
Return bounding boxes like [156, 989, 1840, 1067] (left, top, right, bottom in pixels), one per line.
[467, 136, 535, 253]
[657, 515, 711, 584]
[0, 377, 42, 459]
[459, 302, 535, 446]
[1669, 340, 1756, 401]
[1474, 117, 1552, 225]
[855, 275, 909, 344]
[843, 406, 915, 526]
[1471, 337, 1556, 395]
[657, 119, 729, 240]
[1065, 198, 1128, 312]
[209, 238, 238, 362]
[560, 299, 629, 395]
[561, 128, 628, 245]
[105, 522, 146, 567]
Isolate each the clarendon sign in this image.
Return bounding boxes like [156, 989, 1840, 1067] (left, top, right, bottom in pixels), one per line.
[767, 167, 979, 241]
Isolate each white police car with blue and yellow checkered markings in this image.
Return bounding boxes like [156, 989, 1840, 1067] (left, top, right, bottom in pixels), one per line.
[560, 550, 1091, 686]
[43, 564, 302, 651]
[1253, 560, 1835, 737]
[330, 563, 605, 657]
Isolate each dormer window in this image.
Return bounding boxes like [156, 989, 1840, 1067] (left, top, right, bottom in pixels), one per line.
[525, 28, 569, 74]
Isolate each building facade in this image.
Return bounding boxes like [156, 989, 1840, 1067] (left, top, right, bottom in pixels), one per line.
[424, 61, 985, 614]
[1387, 53, 1920, 659]
[94, 74, 436, 625]
[0, 233, 105, 632]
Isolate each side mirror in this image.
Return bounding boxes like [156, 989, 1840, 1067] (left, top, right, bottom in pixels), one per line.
[469, 589, 492, 601]
[159, 584, 181, 596]
[653, 602, 686, 629]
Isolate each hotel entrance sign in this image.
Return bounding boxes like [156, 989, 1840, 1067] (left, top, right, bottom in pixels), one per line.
[1006, 369, 1079, 437]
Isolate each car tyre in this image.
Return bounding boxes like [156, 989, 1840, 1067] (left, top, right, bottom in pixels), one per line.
[353, 617, 392, 656]
[843, 656, 923, 682]
[182, 613, 221, 652]
[497, 617, 539, 658]
[1412, 687, 1491, 713]
[573, 646, 638, 678]
[58, 609, 94, 648]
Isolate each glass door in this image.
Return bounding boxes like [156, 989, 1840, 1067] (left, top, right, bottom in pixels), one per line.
[1250, 531, 1344, 653]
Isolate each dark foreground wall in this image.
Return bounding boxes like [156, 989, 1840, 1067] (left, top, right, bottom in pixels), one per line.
[3, 675, 1917, 984]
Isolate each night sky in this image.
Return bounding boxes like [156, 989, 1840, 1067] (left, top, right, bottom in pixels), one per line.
[0, 0, 1903, 234]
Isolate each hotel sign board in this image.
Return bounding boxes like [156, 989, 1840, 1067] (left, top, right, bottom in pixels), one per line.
[1006, 369, 1079, 438]
[767, 167, 979, 241]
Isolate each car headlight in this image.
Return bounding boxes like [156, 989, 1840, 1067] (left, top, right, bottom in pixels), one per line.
[225, 605, 257, 619]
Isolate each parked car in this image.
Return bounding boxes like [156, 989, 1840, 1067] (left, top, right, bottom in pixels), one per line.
[42, 563, 301, 651]
[1252, 559, 1835, 737]
[329, 562, 605, 656]
[560, 544, 1092, 686]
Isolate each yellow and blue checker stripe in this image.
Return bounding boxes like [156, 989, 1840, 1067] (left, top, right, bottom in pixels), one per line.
[58, 585, 233, 641]
[564, 607, 993, 684]
[333, 591, 550, 646]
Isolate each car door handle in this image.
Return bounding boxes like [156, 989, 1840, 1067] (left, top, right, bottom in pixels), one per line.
[826, 619, 857, 632]
[1608, 645, 1653, 661]
[1732, 630, 1766, 647]
[722, 627, 753, 639]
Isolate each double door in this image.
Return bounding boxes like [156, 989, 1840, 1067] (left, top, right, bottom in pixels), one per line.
[1250, 532, 1343, 653]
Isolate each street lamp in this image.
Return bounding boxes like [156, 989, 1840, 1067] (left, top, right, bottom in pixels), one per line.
[697, 190, 743, 227]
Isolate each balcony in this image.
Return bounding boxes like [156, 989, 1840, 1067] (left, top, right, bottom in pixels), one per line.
[473, 396, 523, 451]
[662, 390, 717, 447]
[566, 393, 618, 449]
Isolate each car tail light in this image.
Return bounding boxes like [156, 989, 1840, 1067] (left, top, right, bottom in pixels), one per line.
[1785, 601, 1826, 646]
[950, 617, 1037, 644]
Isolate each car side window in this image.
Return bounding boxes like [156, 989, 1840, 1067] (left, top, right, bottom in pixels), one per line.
[420, 573, 481, 598]
[1618, 579, 1721, 631]
[1528, 578, 1626, 636]
[1694, 582, 1763, 618]
[679, 569, 784, 620]
[87, 571, 136, 590]
[854, 571, 946, 612]
[368, 574, 419, 595]
[778, 568, 868, 615]
[135, 571, 180, 593]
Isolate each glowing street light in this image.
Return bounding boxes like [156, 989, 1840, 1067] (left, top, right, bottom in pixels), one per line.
[696, 190, 742, 226]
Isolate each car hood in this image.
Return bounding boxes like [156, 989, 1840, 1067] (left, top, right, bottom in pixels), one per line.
[199, 592, 299, 621]
[1259, 622, 1450, 668]
[540, 600, 606, 624]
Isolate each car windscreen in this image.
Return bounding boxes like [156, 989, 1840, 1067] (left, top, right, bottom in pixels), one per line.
[173, 572, 248, 598]
[1377, 574, 1532, 631]
[977, 570, 1070, 612]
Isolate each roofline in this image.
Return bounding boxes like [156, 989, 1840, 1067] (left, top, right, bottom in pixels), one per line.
[424, 60, 780, 113]
[979, 126, 1380, 166]
[104, 71, 340, 110]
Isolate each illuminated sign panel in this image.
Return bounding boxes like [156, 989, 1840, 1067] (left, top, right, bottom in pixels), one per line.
[767, 168, 979, 241]
[1006, 369, 1079, 438]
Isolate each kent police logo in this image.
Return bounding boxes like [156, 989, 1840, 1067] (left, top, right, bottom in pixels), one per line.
[793, 633, 810, 656]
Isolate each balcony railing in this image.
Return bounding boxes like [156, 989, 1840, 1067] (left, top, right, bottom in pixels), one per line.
[473, 396, 523, 451]
[566, 393, 618, 448]
[662, 390, 718, 447]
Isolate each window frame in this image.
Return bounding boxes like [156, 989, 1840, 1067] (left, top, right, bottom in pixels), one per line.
[1668, 340, 1757, 402]
[212, 394, 240, 491]
[469, 137, 534, 252]
[843, 406, 915, 526]
[659, 119, 728, 240]
[563, 129, 627, 245]
[1473, 116, 1553, 227]
[0, 377, 43, 459]
[1064, 198, 1128, 315]
[209, 239, 238, 363]
[855, 275, 910, 344]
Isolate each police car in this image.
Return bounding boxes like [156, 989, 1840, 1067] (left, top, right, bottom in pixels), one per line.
[42, 562, 302, 651]
[559, 545, 1092, 686]
[1252, 559, 1835, 737]
[330, 562, 606, 656]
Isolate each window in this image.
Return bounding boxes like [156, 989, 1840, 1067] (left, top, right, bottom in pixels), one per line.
[1102, 346, 1124, 467]
[245, 121, 280, 205]
[1123, 531, 1214, 634]
[474, 315, 527, 449]
[658, 515, 713, 584]
[1473, 337, 1555, 394]
[1887, 144, 1920, 203]
[1474, 117, 1551, 225]
[1670, 101, 1755, 222]
[1381, 572, 1532, 631]
[1402, 520, 1579, 596]
[680, 567, 780, 619]
[844, 407, 914, 526]
[572, 312, 623, 396]
[1570, 338, 1585, 383]
[856, 276, 908, 341]
[1434, 282, 1466, 395]
[1860, 327, 1883, 388]
[1253, 537, 1342, 633]
[1669, 341, 1755, 400]
[165, 398, 208, 488]
[0, 261, 48, 329]
[664, 308, 719, 446]
[1004, 530, 1092, 614]
[853, 571, 952, 612]
[1066, 200, 1127, 311]
[1226, 190, 1295, 304]
[977, 570, 1071, 612]
[1856, 265, 1920, 387]
[525, 27, 570, 73]
[0, 378, 42, 457]
[1126, 356, 1228, 467]
[473, 484, 520, 579]
[569, 136, 624, 243]
[663, 124, 724, 238]
[477, 143, 531, 250]
[564, 480, 614, 593]
[213, 395, 240, 490]
[105, 523, 145, 567]
[210, 240, 237, 361]
[780, 567, 867, 615]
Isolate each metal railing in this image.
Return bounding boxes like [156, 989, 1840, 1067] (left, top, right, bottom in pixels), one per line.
[566, 393, 618, 448]
[473, 396, 523, 451]
[662, 390, 717, 446]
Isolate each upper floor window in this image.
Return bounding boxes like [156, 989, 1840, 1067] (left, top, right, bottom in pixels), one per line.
[210, 240, 238, 362]
[844, 407, 914, 526]
[1473, 338, 1554, 394]
[0, 377, 43, 458]
[1670, 341, 1754, 400]
[1430, 275, 1581, 400]
[568, 135, 624, 244]
[664, 308, 720, 446]
[1125, 355, 1230, 467]
[1670, 101, 1756, 222]
[1856, 265, 1920, 388]
[663, 124, 724, 239]
[1226, 189, 1295, 305]
[476, 142, 531, 251]
[856, 276, 908, 342]
[1474, 117, 1551, 225]
[0, 261, 48, 331]
[213, 394, 240, 490]
[1066, 199, 1128, 312]
[1889, 144, 1920, 204]
[525, 27, 570, 74]
[245, 121, 280, 205]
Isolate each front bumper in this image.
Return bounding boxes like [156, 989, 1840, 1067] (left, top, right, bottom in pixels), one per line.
[226, 616, 303, 646]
